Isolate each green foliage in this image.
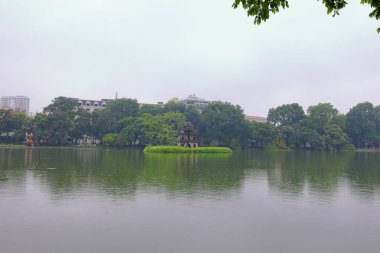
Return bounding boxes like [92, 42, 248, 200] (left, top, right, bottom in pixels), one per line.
[303, 103, 351, 150]
[184, 105, 202, 128]
[200, 101, 250, 148]
[0, 110, 24, 134]
[139, 104, 164, 115]
[102, 133, 117, 145]
[91, 111, 117, 139]
[306, 103, 339, 132]
[345, 102, 378, 148]
[0, 109, 27, 143]
[7, 96, 380, 151]
[321, 0, 347, 16]
[36, 112, 75, 145]
[164, 101, 187, 113]
[72, 110, 93, 139]
[232, 0, 380, 32]
[312, 123, 353, 151]
[268, 103, 305, 147]
[268, 103, 305, 127]
[33, 97, 79, 145]
[43, 97, 79, 115]
[103, 98, 139, 120]
[144, 145, 233, 153]
[138, 113, 186, 146]
[249, 121, 276, 147]
[115, 112, 186, 146]
[232, 0, 289, 25]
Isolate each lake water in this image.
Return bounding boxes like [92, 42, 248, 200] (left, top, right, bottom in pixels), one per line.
[0, 147, 379, 253]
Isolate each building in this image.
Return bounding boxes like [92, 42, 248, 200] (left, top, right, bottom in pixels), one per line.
[77, 98, 110, 113]
[168, 94, 209, 108]
[181, 94, 209, 108]
[0, 96, 30, 113]
[245, 115, 267, 123]
[177, 122, 199, 148]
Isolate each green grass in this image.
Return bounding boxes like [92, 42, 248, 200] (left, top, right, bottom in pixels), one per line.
[0, 144, 25, 148]
[144, 145, 233, 153]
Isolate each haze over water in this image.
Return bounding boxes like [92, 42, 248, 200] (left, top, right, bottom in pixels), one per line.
[1, 147, 380, 253]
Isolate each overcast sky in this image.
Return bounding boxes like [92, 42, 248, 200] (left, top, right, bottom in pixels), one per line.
[0, 0, 379, 116]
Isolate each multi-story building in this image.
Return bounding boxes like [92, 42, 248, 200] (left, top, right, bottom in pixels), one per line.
[0, 96, 30, 113]
[169, 94, 209, 108]
[77, 99, 110, 113]
[181, 94, 209, 107]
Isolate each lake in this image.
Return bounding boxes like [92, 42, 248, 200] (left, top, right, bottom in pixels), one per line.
[0, 147, 379, 253]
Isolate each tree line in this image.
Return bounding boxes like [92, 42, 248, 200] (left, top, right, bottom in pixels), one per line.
[1, 97, 380, 150]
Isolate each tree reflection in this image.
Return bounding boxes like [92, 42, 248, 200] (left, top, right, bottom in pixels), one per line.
[1, 148, 380, 199]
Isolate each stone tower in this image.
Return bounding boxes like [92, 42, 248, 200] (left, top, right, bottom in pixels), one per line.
[177, 122, 199, 148]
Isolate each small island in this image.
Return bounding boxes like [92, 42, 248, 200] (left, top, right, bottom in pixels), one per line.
[144, 145, 233, 153]
[144, 122, 232, 153]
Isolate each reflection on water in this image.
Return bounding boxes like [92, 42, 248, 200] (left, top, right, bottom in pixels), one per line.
[1, 148, 380, 197]
[1, 148, 380, 253]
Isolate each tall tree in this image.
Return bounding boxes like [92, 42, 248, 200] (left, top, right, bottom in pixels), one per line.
[345, 102, 378, 148]
[164, 101, 187, 113]
[303, 103, 350, 150]
[139, 113, 186, 146]
[268, 103, 305, 147]
[200, 101, 249, 148]
[0, 109, 26, 143]
[43, 97, 79, 115]
[249, 121, 276, 148]
[104, 98, 139, 120]
[306, 103, 339, 133]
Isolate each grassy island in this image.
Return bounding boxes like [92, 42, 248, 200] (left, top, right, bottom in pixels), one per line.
[144, 146, 233, 153]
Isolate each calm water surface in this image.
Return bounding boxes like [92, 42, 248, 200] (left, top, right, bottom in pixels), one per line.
[0, 147, 379, 253]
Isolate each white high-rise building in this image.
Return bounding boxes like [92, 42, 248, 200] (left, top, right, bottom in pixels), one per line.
[0, 96, 30, 113]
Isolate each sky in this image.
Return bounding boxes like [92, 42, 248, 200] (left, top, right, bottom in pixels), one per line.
[0, 0, 379, 116]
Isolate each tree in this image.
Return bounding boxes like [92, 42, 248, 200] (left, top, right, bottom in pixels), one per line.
[32, 97, 80, 145]
[345, 102, 378, 148]
[43, 96, 79, 115]
[32, 112, 75, 145]
[115, 116, 141, 145]
[184, 105, 202, 133]
[268, 103, 305, 147]
[232, 0, 380, 33]
[306, 103, 339, 133]
[164, 101, 187, 113]
[200, 101, 250, 148]
[303, 103, 350, 150]
[139, 104, 164, 115]
[249, 121, 276, 148]
[72, 110, 94, 139]
[91, 110, 117, 139]
[138, 113, 186, 146]
[313, 123, 353, 150]
[0, 109, 26, 143]
[114, 112, 187, 146]
[103, 98, 139, 120]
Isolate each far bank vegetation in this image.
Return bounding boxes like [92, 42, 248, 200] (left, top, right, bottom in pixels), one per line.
[2, 97, 380, 151]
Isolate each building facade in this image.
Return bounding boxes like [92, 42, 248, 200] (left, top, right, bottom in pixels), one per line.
[181, 94, 209, 107]
[77, 99, 110, 113]
[168, 94, 209, 108]
[245, 115, 267, 123]
[0, 96, 30, 113]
